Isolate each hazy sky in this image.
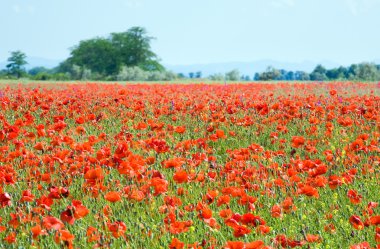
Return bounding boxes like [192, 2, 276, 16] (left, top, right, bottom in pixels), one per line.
[1, 0, 380, 65]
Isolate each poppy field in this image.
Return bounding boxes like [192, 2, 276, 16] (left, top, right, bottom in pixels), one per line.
[0, 82, 379, 249]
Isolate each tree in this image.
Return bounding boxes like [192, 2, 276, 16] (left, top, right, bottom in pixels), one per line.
[225, 69, 240, 81]
[59, 26, 164, 78]
[177, 73, 186, 79]
[278, 69, 287, 80]
[6, 50, 27, 78]
[356, 63, 380, 81]
[295, 71, 310, 81]
[259, 67, 281, 81]
[110, 27, 163, 71]
[69, 38, 119, 76]
[310, 64, 327, 81]
[347, 64, 359, 80]
[286, 71, 295, 80]
[326, 66, 347, 80]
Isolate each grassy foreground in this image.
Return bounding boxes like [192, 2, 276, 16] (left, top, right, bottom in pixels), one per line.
[0, 82, 379, 248]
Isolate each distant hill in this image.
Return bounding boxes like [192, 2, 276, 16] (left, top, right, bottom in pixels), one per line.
[0, 56, 62, 71]
[165, 60, 341, 77]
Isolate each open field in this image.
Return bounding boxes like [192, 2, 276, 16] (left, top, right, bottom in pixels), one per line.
[0, 82, 379, 248]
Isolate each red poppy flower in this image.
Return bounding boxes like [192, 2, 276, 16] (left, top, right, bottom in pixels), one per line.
[4, 232, 16, 244]
[256, 225, 271, 235]
[224, 241, 244, 249]
[61, 207, 75, 225]
[72, 200, 90, 219]
[369, 216, 380, 226]
[306, 234, 321, 243]
[86, 226, 100, 243]
[174, 126, 186, 134]
[241, 214, 266, 227]
[107, 221, 127, 238]
[200, 207, 213, 219]
[0, 193, 11, 207]
[43, 216, 65, 230]
[271, 204, 282, 218]
[31, 224, 47, 239]
[163, 158, 185, 168]
[350, 241, 371, 249]
[20, 190, 35, 202]
[173, 170, 188, 184]
[54, 229, 75, 247]
[297, 185, 319, 198]
[224, 241, 245, 249]
[349, 215, 364, 230]
[233, 225, 251, 237]
[169, 238, 185, 249]
[104, 191, 122, 203]
[291, 136, 305, 148]
[245, 240, 265, 249]
[347, 189, 362, 204]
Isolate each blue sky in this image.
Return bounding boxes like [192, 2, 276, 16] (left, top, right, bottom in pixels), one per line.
[1, 0, 380, 65]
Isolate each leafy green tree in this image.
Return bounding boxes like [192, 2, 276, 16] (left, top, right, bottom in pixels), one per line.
[6, 50, 27, 78]
[259, 67, 281, 81]
[295, 71, 310, 81]
[347, 64, 359, 80]
[59, 26, 164, 78]
[356, 63, 379, 81]
[110, 27, 163, 71]
[310, 64, 328, 81]
[177, 73, 186, 79]
[286, 71, 295, 80]
[326, 66, 347, 80]
[69, 38, 119, 76]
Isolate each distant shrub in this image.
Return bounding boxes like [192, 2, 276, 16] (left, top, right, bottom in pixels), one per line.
[117, 66, 177, 81]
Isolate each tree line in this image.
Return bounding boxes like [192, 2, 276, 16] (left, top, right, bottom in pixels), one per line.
[252, 63, 380, 81]
[1, 27, 178, 81]
[1, 26, 380, 81]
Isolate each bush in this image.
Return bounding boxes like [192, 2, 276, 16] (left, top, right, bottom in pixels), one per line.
[117, 66, 177, 81]
[209, 73, 225, 81]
